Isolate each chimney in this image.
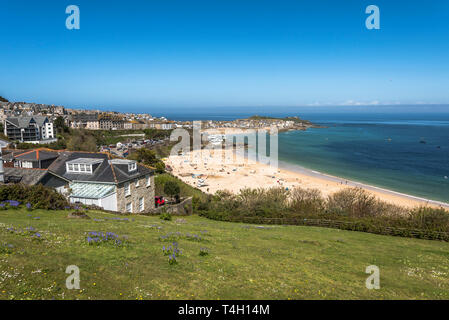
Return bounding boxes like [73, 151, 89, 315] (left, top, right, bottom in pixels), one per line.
[0, 147, 4, 183]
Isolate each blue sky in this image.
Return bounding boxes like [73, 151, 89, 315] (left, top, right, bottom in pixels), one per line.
[0, 0, 448, 111]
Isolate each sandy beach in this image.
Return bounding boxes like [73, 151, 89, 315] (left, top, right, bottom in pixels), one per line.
[166, 148, 449, 209]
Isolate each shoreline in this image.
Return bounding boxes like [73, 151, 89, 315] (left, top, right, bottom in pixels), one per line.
[277, 160, 449, 209]
[166, 149, 449, 209]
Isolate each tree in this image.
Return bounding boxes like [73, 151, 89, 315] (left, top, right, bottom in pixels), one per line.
[164, 180, 180, 203]
[54, 116, 68, 133]
[155, 161, 165, 174]
[128, 148, 159, 167]
[66, 130, 97, 152]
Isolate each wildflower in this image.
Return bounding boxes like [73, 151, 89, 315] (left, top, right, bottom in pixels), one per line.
[5, 200, 20, 207]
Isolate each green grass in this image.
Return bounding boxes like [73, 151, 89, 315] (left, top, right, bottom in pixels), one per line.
[155, 173, 207, 200]
[1, 208, 449, 300]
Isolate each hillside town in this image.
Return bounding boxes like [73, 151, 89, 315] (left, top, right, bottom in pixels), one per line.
[0, 100, 316, 141]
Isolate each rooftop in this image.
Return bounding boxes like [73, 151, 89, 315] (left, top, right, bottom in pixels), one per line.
[47, 151, 153, 184]
[66, 158, 104, 165]
[6, 116, 49, 128]
[2, 149, 59, 162]
[4, 167, 48, 185]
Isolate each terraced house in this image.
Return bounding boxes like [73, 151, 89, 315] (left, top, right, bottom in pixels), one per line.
[42, 151, 155, 213]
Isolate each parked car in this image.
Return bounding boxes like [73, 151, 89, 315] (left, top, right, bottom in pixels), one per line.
[155, 196, 165, 208]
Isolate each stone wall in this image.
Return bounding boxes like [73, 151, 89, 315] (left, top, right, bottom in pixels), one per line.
[147, 197, 193, 216]
[116, 174, 155, 213]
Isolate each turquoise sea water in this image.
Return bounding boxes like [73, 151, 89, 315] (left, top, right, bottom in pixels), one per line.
[278, 114, 449, 203]
[153, 107, 449, 203]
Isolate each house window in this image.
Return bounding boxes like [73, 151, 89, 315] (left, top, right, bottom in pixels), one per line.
[22, 161, 33, 168]
[128, 162, 137, 172]
[73, 164, 79, 171]
[139, 197, 144, 212]
[68, 163, 74, 171]
[86, 165, 92, 173]
[79, 164, 86, 172]
[124, 182, 131, 196]
[146, 175, 151, 187]
[126, 202, 132, 213]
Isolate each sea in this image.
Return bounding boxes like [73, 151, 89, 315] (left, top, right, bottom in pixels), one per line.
[137, 105, 449, 203]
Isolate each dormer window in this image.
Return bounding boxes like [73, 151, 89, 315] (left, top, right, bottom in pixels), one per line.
[66, 158, 102, 174]
[128, 162, 137, 172]
[109, 159, 138, 173]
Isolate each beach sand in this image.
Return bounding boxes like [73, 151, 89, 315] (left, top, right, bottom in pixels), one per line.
[166, 148, 449, 209]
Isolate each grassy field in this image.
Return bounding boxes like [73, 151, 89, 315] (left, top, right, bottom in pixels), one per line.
[0, 208, 449, 300]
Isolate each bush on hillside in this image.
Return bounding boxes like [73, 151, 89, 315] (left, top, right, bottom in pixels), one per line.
[325, 187, 406, 217]
[164, 180, 181, 203]
[197, 186, 449, 239]
[0, 184, 69, 210]
[288, 187, 325, 215]
[408, 206, 449, 232]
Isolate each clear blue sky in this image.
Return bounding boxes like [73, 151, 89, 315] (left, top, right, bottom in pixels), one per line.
[0, 0, 448, 111]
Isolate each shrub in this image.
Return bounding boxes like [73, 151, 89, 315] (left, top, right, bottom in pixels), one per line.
[408, 206, 449, 231]
[160, 211, 172, 221]
[236, 187, 289, 217]
[327, 188, 384, 217]
[164, 180, 180, 203]
[192, 195, 211, 212]
[0, 184, 69, 210]
[288, 187, 325, 215]
[155, 162, 166, 174]
[198, 186, 449, 241]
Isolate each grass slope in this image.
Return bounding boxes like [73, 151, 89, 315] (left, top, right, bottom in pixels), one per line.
[155, 173, 207, 200]
[0, 208, 448, 300]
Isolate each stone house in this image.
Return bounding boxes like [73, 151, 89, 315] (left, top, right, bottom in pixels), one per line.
[42, 151, 155, 213]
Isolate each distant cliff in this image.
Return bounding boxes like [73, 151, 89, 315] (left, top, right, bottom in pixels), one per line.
[0, 96, 8, 102]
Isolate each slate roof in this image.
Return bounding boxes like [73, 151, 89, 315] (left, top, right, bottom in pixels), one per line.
[72, 113, 98, 122]
[6, 116, 49, 128]
[2, 149, 59, 162]
[4, 167, 48, 185]
[47, 151, 153, 184]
